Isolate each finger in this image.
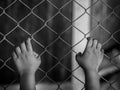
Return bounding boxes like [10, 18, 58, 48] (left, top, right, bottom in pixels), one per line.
[101, 49, 104, 58]
[20, 42, 27, 52]
[26, 38, 33, 52]
[12, 52, 17, 60]
[97, 50, 104, 71]
[16, 47, 21, 56]
[97, 43, 102, 51]
[112, 49, 119, 57]
[93, 39, 98, 48]
[100, 51, 104, 64]
[87, 37, 93, 47]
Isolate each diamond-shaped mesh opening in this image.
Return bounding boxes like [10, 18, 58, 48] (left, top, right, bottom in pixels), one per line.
[47, 39, 72, 59]
[20, 14, 44, 34]
[47, 14, 72, 34]
[33, 26, 58, 47]
[101, 14, 120, 34]
[47, 64, 71, 83]
[0, 0, 120, 90]
[0, 14, 16, 35]
[5, 0, 31, 22]
[33, 0, 58, 21]
[40, 52, 58, 72]
[88, 0, 113, 22]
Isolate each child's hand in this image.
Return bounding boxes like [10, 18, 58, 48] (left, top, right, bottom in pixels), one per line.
[12, 38, 41, 76]
[76, 38, 104, 72]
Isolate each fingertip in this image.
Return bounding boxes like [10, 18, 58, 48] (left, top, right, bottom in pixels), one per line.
[12, 52, 17, 60]
[93, 39, 98, 48]
[87, 37, 93, 47]
[97, 43, 102, 50]
[28, 38, 31, 42]
[26, 38, 31, 45]
[16, 46, 21, 54]
[26, 38, 33, 52]
[20, 42, 27, 52]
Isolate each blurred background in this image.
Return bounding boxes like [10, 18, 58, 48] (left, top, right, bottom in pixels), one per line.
[0, 0, 120, 90]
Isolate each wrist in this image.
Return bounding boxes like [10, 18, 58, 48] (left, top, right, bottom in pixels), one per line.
[84, 70, 100, 79]
[83, 66, 98, 73]
[84, 69, 101, 90]
[85, 70, 98, 74]
[20, 71, 35, 77]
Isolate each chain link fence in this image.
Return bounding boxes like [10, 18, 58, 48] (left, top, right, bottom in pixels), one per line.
[0, 0, 120, 90]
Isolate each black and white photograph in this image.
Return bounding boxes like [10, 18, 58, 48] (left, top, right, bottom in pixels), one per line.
[0, 0, 120, 90]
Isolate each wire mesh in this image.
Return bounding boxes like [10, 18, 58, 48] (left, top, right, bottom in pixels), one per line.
[0, 0, 120, 90]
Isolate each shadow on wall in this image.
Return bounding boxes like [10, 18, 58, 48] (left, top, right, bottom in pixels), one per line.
[0, 0, 73, 85]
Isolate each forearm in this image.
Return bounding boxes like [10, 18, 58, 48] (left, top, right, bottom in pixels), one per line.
[20, 72, 36, 90]
[84, 70, 101, 90]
